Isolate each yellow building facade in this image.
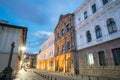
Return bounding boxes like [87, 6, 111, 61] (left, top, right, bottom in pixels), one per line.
[54, 14, 77, 74]
[36, 14, 77, 74]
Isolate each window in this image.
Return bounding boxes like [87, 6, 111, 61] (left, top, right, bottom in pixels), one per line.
[66, 24, 70, 32]
[92, 4, 96, 13]
[62, 45, 65, 52]
[87, 53, 94, 66]
[67, 42, 70, 50]
[78, 18, 80, 21]
[84, 11, 88, 19]
[86, 31, 92, 42]
[50, 60, 53, 67]
[107, 18, 117, 34]
[98, 51, 106, 66]
[2, 26, 4, 30]
[71, 36, 74, 47]
[57, 33, 59, 38]
[112, 48, 120, 65]
[102, 0, 108, 5]
[57, 47, 59, 53]
[61, 29, 64, 35]
[95, 25, 102, 39]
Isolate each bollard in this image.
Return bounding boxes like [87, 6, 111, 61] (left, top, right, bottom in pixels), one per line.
[82, 75, 83, 79]
[55, 77, 57, 80]
[97, 77, 99, 80]
[50, 76, 52, 80]
[88, 76, 91, 80]
[47, 76, 49, 79]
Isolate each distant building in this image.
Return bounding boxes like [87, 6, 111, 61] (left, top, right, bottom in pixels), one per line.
[0, 22, 27, 74]
[36, 34, 55, 71]
[23, 53, 37, 68]
[74, 0, 120, 79]
[54, 14, 77, 74]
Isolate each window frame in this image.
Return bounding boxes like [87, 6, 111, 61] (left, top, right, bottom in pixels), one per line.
[98, 51, 106, 66]
[107, 18, 117, 34]
[102, 0, 108, 5]
[95, 25, 102, 39]
[87, 53, 94, 66]
[67, 41, 70, 50]
[66, 24, 70, 32]
[92, 4, 96, 13]
[61, 29, 64, 36]
[112, 48, 120, 66]
[84, 11, 88, 19]
[62, 45, 65, 52]
[86, 31, 92, 42]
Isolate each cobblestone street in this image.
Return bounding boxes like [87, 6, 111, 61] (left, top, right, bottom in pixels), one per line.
[13, 69, 79, 80]
[12, 69, 47, 80]
[0, 0, 120, 80]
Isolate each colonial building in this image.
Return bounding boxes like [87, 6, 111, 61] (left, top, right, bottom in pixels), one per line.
[0, 21, 27, 74]
[36, 34, 55, 71]
[54, 14, 77, 74]
[74, 0, 120, 79]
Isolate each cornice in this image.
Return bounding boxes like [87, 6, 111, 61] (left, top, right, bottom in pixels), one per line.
[76, 0, 120, 30]
[75, 0, 92, 14]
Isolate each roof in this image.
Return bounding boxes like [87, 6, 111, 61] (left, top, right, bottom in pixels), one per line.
[0, 22, 27, 29]
[54, 13, 73, 32]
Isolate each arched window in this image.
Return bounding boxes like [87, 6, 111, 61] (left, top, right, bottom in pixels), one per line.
[95, 25, 102, 39]
[86, 31, 92, 42]
[107, 18, 117, 34]
[102, 0, 108, 5]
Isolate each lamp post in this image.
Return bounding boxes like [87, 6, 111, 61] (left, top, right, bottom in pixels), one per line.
[2, 42, 15, 80]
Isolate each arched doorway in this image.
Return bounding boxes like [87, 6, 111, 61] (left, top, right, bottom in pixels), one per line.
[66, 57, 71, 72]
[59, 58, 64, 72]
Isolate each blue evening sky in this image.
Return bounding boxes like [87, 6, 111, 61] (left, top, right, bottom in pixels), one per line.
[0, 0, 83, 54]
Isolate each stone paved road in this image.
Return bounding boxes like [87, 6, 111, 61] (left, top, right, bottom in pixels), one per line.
[12, 69, 47, 80]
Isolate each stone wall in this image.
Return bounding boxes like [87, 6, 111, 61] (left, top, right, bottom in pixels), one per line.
[77, 38, 120, 78]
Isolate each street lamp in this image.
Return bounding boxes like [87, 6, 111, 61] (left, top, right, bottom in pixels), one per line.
[20, 46, 26, 52]
[19, 46, 26, 57]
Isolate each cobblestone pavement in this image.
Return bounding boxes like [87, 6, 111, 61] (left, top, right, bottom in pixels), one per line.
[12, 69, 120, 80]
[12, 69, 47, 80]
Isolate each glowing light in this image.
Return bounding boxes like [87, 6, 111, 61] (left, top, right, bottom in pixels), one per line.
[87, 53, 94, 66]
[20, 46, 26, 51]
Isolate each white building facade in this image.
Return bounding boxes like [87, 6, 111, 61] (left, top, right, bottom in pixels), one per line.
[0, 22, 27, 73]
[74, 0, 120, 80]
[36, 34, 55, 71]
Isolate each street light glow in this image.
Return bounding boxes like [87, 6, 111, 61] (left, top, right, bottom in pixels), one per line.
[20, 46, 26, 51]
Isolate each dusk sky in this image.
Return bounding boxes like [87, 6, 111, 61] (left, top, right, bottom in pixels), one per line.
[0, 0, 83, 54]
